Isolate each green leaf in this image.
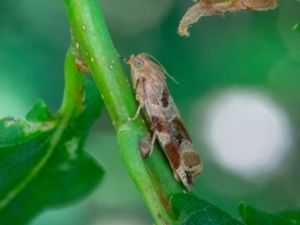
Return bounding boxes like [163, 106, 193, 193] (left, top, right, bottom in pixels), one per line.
[170, 193, 244, 225]
[25, 99, 54, 122]
[0, 81, 104, 225]
[293, 23, 300, 33]
[239, 202, 297, 225]
[0, 116, 54, 146]
[278, 210, 300, 225]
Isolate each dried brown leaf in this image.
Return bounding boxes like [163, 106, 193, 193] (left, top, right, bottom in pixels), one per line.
[178, 0, 277, 37]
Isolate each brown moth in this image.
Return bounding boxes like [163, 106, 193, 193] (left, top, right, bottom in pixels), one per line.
[178, 0, 277, 36]
[128, 53, 203, 189]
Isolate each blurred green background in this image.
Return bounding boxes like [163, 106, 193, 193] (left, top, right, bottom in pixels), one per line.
[0, 0, 300, 224]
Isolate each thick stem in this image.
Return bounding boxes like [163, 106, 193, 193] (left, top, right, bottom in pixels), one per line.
[64, 0, 184, 224]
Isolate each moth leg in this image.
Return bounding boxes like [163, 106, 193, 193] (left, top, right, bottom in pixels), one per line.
[138, 132, 157, 159]
[149, 132, 157, 154]
[128, 103, 143, 122]
[146, 132, 157, 158]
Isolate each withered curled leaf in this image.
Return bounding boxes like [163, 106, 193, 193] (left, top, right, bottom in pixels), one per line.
[178, 0, 277, 37]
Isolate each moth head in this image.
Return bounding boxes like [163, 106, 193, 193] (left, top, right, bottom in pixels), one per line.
[133, 58, 145, 68]
[129, 54, 148, 70]
[128, 54, 149, 88]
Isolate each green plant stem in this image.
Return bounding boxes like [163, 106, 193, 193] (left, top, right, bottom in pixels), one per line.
[64, 0, 184, 224]
[59, 48, 86, 116]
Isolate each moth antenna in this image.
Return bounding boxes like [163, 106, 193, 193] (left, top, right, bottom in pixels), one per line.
[165, 70, 180, 85]
[143, 53, 179, 85]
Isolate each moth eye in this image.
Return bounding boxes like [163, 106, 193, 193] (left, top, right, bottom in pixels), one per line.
[134, 59, 144, 68]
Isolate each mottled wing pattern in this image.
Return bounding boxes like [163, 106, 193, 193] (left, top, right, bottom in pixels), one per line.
[129, 53, 202, 189]
[144, 56, 202, 188]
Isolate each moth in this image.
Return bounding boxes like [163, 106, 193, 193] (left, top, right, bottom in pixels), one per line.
[178, 0, 277, 36]
[128, 53, 203, 189]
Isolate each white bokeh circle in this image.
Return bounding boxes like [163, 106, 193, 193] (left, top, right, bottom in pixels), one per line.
[201, 89, 292, 179]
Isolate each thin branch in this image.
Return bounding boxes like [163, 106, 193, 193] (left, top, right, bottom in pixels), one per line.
[64, 0, 184, 224]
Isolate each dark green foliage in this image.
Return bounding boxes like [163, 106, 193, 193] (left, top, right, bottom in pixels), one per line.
[170, 194, 300, 225]
[278, 210, 300, 224]
[170, 193, 244, 225]
[239, 203, 300, 225]
[0, 81, 104, 225]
